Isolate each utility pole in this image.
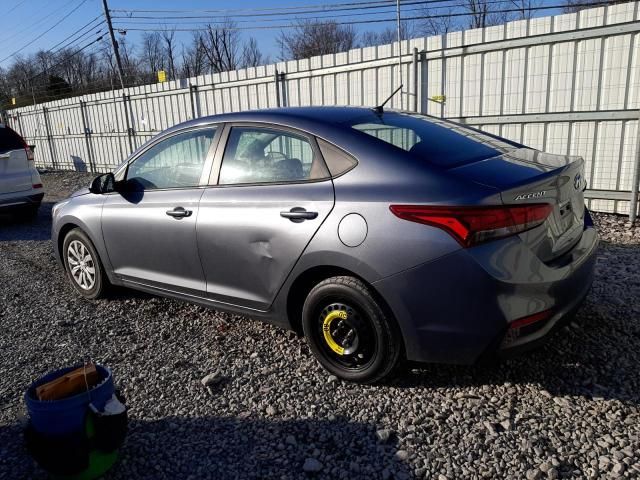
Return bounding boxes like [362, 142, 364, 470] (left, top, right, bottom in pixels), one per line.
[102, 0, 125, 90]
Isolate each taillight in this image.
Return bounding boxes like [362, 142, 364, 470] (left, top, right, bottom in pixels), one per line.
[32, 183, 43, 189]
[389, 203, 553, 247]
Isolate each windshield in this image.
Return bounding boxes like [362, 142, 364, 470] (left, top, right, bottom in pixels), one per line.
[349, 113, 519, 168]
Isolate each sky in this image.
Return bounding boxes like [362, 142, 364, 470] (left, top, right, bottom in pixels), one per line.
[0, 0, 565, 70]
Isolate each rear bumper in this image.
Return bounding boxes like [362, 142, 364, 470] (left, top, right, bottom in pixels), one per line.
[0, 191, 44, 209]
[373, 223, 598, 365]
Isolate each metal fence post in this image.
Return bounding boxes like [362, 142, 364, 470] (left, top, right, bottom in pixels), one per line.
[79, 101, 96, 173]
[274, 69, 281, 108]
[16, 111, 24, 137]
[279, 72, 287, 107]
[42, 106, 58, 169]
[122, 94, 134, 154]
[629, 115, 640, 224]
[189, 83, 201, 119]
[411, 47, 419, 113]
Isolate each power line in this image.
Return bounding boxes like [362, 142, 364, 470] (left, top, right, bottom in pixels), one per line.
[7, 0, 29, 14]
[112, 2, 461, 26]
[111, 0, 413, 15]
[112, 3, 576, 32]
[0, 0, 79, 46]
[111, 0, 449, 19]
[20, 36, 106, 87]
[0, 0, 91, 64]
[49, 16, 105, 54]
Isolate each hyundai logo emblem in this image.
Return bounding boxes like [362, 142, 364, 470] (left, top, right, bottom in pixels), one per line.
[574, 173, 582, 190]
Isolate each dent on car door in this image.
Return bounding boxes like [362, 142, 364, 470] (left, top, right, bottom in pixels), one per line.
[197, 124, 335, 311]
[101, 127, 219, 294]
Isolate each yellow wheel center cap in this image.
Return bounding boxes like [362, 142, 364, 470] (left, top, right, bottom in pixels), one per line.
[322, 310, 348, 355]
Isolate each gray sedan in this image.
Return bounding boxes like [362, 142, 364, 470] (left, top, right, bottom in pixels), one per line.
[52, 107, 598, 383]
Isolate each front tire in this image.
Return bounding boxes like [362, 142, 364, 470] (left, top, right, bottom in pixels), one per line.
[62, 228, 107, 299]
[302, 276, 402, 383]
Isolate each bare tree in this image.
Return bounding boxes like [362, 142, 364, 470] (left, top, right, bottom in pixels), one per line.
[420, 7, 461, 36]
[241, 37, 265, 68]
[360, 21, 417, 47]
[563, 0, 622, 12]
[200, 20, 242, 73]
[140, 32, 165, 79]
[278, 20, 357, 60]
[508, 0, 542, 19]
[181, 33, 207, 78]
[462, 0, 513, 28]
[161, 30, 177, 79]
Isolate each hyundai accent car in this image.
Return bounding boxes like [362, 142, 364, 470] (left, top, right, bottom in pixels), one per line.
[0, 124, 43, 217]
[52, 107, 598, 383]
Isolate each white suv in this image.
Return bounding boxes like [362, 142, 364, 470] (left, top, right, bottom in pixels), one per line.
[0, 124, 43, 217]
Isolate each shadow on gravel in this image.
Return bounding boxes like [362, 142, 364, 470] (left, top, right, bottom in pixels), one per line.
[390, 306, 639, 406]
[1, 416, 413, 480]
[0, 202, 54, 242]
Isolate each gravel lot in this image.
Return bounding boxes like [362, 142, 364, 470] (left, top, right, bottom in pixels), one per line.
[1, 171, 639, 479]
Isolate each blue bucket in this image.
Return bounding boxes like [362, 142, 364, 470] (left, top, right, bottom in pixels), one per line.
[25, 365, 114, 436]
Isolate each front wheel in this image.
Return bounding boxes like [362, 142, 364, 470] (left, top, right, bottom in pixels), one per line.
[62, 228, 108, 299]
[302, 276, 402, 383]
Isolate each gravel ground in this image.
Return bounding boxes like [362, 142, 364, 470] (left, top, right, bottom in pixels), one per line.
[1, 171, 639, 480]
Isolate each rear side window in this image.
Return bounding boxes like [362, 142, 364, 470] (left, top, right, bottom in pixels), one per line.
[0, 126, 25, 154]
[350, 114, 517, 168]
[219, 127, 329, 185]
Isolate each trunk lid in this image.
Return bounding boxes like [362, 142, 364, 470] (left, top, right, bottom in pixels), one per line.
[450, 148, 586, 262]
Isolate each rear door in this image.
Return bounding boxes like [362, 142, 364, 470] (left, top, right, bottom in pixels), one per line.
[197, 123, 334, 310]
[0, 125, 31, 194]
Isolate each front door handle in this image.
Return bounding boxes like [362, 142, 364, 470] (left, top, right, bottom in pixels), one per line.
[280, 207, 318, 223]
[166, 206, 192, 219]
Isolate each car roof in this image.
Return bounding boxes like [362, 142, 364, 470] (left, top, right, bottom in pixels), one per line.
[163, 106, 408, 136]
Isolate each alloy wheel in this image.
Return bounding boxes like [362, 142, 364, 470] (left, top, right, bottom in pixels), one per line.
[67, 239, 96, 290]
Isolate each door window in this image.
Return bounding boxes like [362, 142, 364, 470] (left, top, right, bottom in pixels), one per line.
[126, 128, 216, 190]
[219, 127, 328, 185]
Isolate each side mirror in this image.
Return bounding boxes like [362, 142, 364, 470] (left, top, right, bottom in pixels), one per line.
[89, 172, 116, 194]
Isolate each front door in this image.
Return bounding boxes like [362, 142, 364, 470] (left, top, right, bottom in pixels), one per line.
[102, 126, 218, 294]
[197, 124, 335, 310]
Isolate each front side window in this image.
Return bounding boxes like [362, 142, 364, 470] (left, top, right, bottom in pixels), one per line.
[219, 127, 328, 185]
[126, 128, 216, 190]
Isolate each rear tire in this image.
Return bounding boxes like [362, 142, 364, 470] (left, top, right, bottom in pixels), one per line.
[302, 276, 402, 383]
[62, 228, 108, 299]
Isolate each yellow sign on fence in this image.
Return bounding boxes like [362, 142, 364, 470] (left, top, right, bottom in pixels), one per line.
[157, 70, 167, 83]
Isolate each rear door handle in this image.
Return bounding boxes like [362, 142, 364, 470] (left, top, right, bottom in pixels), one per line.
[166, 206, 192, 219]
[280, 207, 318, 223]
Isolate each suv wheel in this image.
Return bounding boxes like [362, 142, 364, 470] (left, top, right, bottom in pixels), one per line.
[302, 276, 402, 383]
[62, 228, 107, 299]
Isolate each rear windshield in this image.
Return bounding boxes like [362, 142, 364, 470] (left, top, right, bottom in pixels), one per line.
[0, 125, 25, 154]
[349, 113, 518, 168]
